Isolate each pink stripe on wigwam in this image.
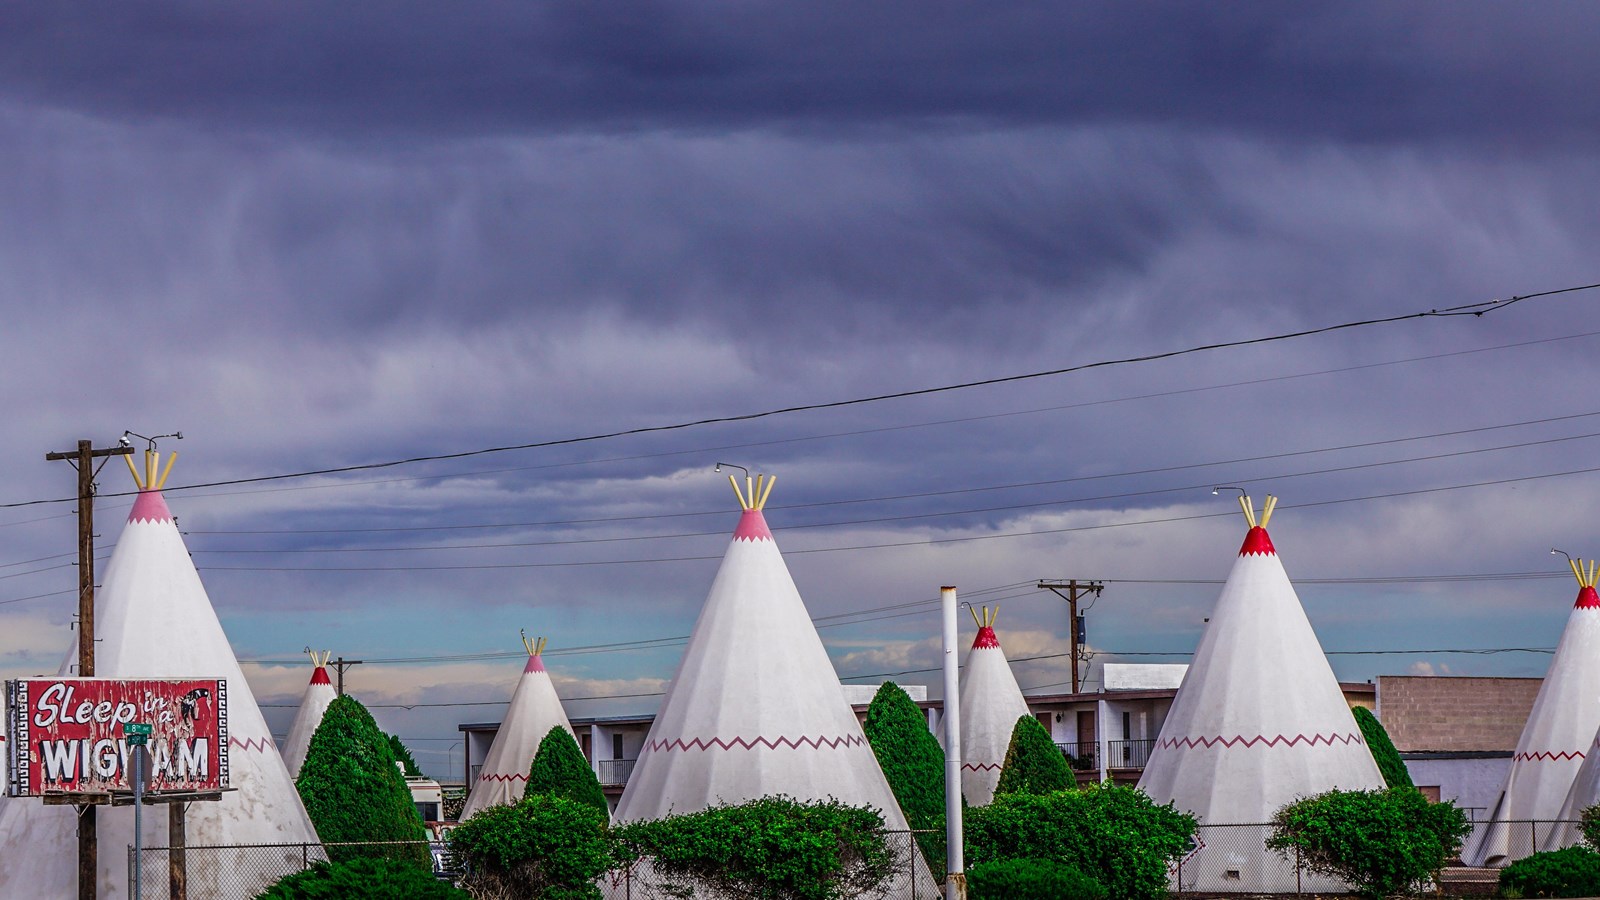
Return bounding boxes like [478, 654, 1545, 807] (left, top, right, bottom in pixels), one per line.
[972, 626, 1000, 649]
[524, 654, 546, 673]
[733, 509, 773, 542]
[310, 667, 332, 686]
[1576, 586, 1600, 609]
[128, 490, 173, 524]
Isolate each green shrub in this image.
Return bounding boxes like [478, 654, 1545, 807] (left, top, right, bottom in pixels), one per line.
[862, 681, 946, 874]
[994, 715, 1074, 796]
[1267, 787, 1470, 898]
[296, 696, 429, 867]
[386, 733, 423, 778]
[447, 793, 615, 900]
[1353, 706, 1414, 789]
[965, 783, 1195, 900]
[966, 858, 1105, 900]
[527, 726, 609, 815]
[254, 856, 466, 899]
[1580, 805, 1600, 851]
[1499, 846, 1600, 898]
[612, 795, 895, 900]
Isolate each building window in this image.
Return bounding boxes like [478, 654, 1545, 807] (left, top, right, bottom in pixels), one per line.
[1122, 711, 1132, 740]
[613, 733, 625, 761]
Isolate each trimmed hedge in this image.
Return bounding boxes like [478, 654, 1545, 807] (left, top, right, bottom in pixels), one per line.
[966, 858, 1105, 900]
[1267, 787, 1469, 898]
[965, 784, 1195, 900]
[447, 794, 615, 900]
[254, 857, 466, 899]
[862, 681, 946, 873]
[1352, 706, 1414, 789]
[1581, 804, 1600, 851]
[1499, 846, 1600, 899]
[527, 726, 609, 815]
[612, 796, 895, 900]
[994, 715, 1074, 796]
[296, 696, 429, 867]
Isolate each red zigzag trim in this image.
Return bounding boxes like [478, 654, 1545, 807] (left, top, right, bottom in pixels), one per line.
[960, 762, 1004, 772]
[1158, 732, 1364, 750]
[475, 773, 529, 783]
[1515, 750, 1586, 762]
[647, 734, 866, 753]
[230, 736, 276, 753]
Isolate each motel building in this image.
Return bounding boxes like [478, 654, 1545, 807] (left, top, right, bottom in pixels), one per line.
[456, 665, 1520, 818]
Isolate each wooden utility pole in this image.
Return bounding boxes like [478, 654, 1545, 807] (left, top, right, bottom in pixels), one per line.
[1037, 579, 1103, 694]
[331, 657, 363, 696]
[45, 438, 133, 900]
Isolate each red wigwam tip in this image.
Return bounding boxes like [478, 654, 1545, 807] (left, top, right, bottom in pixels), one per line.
[1239, 525, 1276, 556]
[309, 667, 331, 686]
[524, 654, 546, 674]
[1577, 586, 1600, 609]
[732, 508, 773, 542]
[972, 626, 1000, 649]
[128, 490, 173, 524]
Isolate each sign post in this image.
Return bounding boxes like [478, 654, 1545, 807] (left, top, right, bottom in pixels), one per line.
[125, 723, 151, 900]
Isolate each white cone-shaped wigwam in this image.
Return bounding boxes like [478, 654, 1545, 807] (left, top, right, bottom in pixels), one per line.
[1137, 494, 1383, 893]
[959, 606, 1034, 806]
[280, 650, 338, 779]
[0, 450, 319, 899]
[1473, 558, 1600, 861]
[460, 633, 575, 820]
[610, 474, 935, 898]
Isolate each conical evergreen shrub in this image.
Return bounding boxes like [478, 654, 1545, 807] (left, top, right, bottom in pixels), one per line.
[1353, 706, 1414, 789]
[527, 726, 609, 815]
[862, 682, 946, 874]
[297, 695, 429, 866]
[387, 732, 423, 777]
[995, 715, 1074, 796]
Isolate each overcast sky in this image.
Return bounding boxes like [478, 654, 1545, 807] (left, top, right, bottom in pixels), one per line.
[4, 2, 1600, 777]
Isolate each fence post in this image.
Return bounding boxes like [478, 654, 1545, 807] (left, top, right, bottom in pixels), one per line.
[1295, 842, 1302, 895]
[1176, 848, 1183, 897]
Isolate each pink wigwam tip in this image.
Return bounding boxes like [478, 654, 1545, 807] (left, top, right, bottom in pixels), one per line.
[1239, 525, 1276, 557]
[309, 667, 332, 686]
[1577, 586, 1600, 609]
[972, 626, 1000, 649]
[524, 654, 546, 674]
[128, 490, 173, 524]
[732, 508, 773, 542]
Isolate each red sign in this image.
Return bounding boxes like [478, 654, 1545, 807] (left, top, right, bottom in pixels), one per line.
[6, 678, 229, 796]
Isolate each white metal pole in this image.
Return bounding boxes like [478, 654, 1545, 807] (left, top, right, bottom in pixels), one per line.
[941, 586, 966, 900]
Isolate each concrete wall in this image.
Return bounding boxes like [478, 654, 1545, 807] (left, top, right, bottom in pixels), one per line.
[1404, 755, 1512, 821]
[1378, 675, 1540, 752]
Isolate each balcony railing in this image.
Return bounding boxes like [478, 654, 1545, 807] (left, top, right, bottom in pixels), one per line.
[597, 758, 637, 786]
[1107, 738, 1155, 768]
[1056, 741, 1098, 772]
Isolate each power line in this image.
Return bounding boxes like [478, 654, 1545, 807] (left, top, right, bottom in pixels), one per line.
[168, 326, 1600, 511]
[2, 282, 1585, 512]
[183, 424, 1600, 556]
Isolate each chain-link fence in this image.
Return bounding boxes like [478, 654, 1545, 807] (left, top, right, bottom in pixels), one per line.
[1171, 819, 1581, 895]
[128, 840, 447, 900]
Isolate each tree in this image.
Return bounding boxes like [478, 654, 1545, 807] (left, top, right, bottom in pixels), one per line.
[527, 726, 609, 815]
[1352, 706, 1414, 789]
[447, 794, 615, 900]
[386, 733, 423, 778]
[965, 784, 1195, 900]
[297, 695, 429, 866]
[994, 715, 1074, 796]
[862, 681, 946, 873]
[1267, 787, 1470, 898]
[612, 796, 895, 900]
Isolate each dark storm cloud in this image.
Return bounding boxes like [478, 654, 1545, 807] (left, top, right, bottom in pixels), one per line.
[4, 2, 1599, 144]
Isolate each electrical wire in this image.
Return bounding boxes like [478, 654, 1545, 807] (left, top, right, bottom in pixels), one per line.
[3, 281, 1587, 511]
